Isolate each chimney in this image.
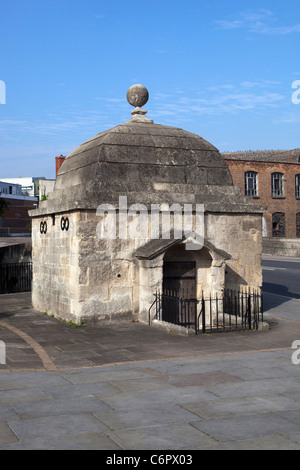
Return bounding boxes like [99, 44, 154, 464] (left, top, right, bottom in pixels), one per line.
[55, 155, 66, 177]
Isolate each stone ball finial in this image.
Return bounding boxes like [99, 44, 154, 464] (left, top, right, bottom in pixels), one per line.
[127, 84, 149, 108]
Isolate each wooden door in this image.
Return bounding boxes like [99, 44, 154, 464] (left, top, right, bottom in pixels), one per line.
[162, 261, 196, 326]
[163, 261, 196, 296]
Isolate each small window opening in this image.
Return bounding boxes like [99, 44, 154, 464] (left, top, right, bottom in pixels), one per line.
[295, 175, 300, 198]
[271, 173, 284, 197]
[245, 171, 258, 196]
[296, 213, 300, 238]
[272, 212, 285, 237]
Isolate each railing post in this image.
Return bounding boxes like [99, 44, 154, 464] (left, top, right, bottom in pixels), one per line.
[209, 295, 212, 332]
[202, 297, 206, 333]
[148, 292, 157, 326]
[223, 290, 226, 331]
[216, 293, 219, 330]
[260, 288, 264, 323]
[248, 293, 252, 330]
[194, 299, 198, 334]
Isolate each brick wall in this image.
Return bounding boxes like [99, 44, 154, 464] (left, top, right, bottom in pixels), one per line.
[225, 159, 300, 238]
[0, 197, 37, 234]
[55, 156, 66, 176]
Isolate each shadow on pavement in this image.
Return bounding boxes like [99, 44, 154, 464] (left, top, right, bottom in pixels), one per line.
[263, 282, 300, 312]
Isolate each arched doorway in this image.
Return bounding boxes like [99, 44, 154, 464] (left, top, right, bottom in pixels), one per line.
[135, 236, 229, 326]
[162, 244, 197, 326]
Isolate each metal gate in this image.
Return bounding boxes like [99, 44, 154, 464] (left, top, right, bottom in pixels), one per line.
[149, 289, 198, 330]
[0, 263, 32, 294]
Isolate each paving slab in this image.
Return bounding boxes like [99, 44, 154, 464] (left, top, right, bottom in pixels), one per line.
[0, 421, 18, 445]
[167, 371, 242, 387]
[41, 381, 120, 400]
[95, 403, 200, 431]
[198, 433, 300, 450]
[7, 413, 110, 441]
[180, 395, 300, 420]
[109, 423, 216, 450]
[286, 432, 300, 446]
[276, 409, 300, 424]
[0, 387, 51, 404]
[10, 395, 112, 419]
[202, 377, 300, 399]
[0, 433, 122, 450]
[191, 413, 300, 442]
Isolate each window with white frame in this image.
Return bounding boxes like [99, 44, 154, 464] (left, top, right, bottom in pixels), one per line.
[245, 171, 258, 196]
[296, 175, 300, 198]
[271, 172, 284, 197]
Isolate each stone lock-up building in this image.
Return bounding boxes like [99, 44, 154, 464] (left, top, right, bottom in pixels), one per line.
[29, 85, 265, 327]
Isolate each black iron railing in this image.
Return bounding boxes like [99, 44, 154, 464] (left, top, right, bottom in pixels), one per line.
[149, 289, 198, 330]
[149, 288, 263, 334]
[0, 262, 32, 294]
[199, 289, 263, 333]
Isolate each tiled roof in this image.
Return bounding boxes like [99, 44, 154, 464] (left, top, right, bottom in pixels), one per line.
[222, 149, 300, 164]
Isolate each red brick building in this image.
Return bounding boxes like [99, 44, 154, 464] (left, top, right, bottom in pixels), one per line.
[0, 180, 38, 236]
[222, 149, 300, 239]
[0, 196, 37, 236]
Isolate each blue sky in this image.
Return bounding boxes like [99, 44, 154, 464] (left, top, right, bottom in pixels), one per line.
[0, 0, 299, 178]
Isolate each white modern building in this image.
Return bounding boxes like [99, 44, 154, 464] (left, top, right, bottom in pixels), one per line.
[0, 177, 45, 198]
[0, 181, 23, 196]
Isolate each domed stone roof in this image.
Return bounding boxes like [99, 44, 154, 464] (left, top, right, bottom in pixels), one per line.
[33, 85, 264, 215]
[54, 121, 232, 193]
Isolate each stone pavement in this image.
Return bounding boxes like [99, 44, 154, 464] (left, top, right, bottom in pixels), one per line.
[0, 292, 299, 450]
